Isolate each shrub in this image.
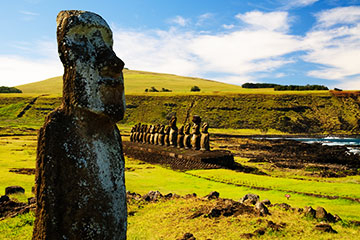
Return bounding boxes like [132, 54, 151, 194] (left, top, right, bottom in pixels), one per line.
[190, 86, 200, 92]
[0, 86, 22, 93]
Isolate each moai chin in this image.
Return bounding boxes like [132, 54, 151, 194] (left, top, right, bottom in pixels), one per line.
[183, 123, 191, 149]
[169, 116, 178, 147]
[33, 10, 127, 240]
[191, 115, 201, 150]
[200, 122, 210, 151]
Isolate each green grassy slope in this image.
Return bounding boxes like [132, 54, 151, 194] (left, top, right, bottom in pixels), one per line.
[16, 69, 246, 94]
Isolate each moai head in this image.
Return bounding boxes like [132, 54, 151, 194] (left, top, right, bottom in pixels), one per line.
[201, 122, 209, 133]
[169, 116, 177, 128]
[57, 10, 125, 122]
[184, 123, 191, 134]
[192, 115, 201, 125]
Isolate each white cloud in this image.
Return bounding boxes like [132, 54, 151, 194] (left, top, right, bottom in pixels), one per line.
[169, 16, 189, 27]
[315, 6, 360, 28]
[19, 10, 39, 16]
[222, 24, 235, 29]
[196, 13, 214, 25]
[0, 55, 62, 87]
[302, 6, 360, 87]
[282, 0, 319, 9]
[236, 11, 290, 32]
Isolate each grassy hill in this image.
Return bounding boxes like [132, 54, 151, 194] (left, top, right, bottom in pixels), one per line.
[16, 69, 246, 94]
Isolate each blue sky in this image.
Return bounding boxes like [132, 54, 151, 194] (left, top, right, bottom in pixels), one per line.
[1, 0, 360, 89]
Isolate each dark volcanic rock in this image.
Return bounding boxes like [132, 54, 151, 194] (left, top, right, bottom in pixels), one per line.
[32, 10, 127, 240]
[0, 198, 34, 219]
[0, 195, 10, 203]
[314, 223, 337, 233]
[240, 193, 259, 205]
[142, 191, 163, 202]
[304, 206, 316, 218]
[5, 186, 25, 195]
[255, 201, 270, 216]
[178, 233, 196, 240]
[204, 191, 219, 200]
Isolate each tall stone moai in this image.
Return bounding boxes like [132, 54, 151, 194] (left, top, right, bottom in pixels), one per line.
[142, 125, 148, 143]
[150, 125, 156, 144]
[183, 123, 191, 149]
[164, 126, 170, 146]
[146, 125, 152, 143]
[200, 122, 210, 151]
[158, 124, 165, 145]
[169, 116, 178, 147]
[177, 125, 185, 148]
[154, 124, 160, 145]
[191, 115, 201, 150]
[33, 11, 127, 240]
[130, 126, 135, 142]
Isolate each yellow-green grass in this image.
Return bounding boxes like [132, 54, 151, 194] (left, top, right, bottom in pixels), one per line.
[127, 198, 359, 240]
[15, 69, 331, 95]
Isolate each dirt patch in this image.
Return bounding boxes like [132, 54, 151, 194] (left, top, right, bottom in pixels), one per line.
[9, 168, 35, 175]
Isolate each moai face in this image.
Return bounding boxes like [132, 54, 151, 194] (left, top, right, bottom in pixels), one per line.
[57, 11, 125, 122]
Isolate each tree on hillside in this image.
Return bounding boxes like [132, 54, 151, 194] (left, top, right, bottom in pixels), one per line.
[0, 86, 22, 93]
[190, 86, 201, 92]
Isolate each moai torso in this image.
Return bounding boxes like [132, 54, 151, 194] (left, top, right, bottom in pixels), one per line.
[200, 122, 210, 151]
[33, 10, 127, 240]
[150, 125, 156, 144]
[169, 116, 178, 147]
[191, 116, 201, 150]
[130, 126, 135, 142]
[183, 123, 191, 149]
[142, 125, 148, 143]
[177, 125, 185, 148]
[154, 124, 160, 145]
[164, 126, 170, 146]
[146, 125, 152, 144]
[158, 125, 165, 145]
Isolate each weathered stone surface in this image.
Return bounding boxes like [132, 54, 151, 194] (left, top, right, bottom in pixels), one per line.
[169, 116, 178, 147]
[178, 233, 196, 240]
[255, 201, 270, 216]
[191, 116, 201, 150]
[33, 10, 127, 240]
[164, 126, 170, 146]
[183, 123, 191, 149]
[5, 186, 25, 195]
[304, 206, 316, 218]
[158, 125, 165, 145]
[260, 199, 271, 206]
[314, 223, 337, 233]
[204, 191, 219, 200]
[177, 125, 185, 148]
[200, 122, 210, 151]
[240, 193, 259, 205]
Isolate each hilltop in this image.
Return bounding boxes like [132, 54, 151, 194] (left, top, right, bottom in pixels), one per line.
[16, 69, 245, 95]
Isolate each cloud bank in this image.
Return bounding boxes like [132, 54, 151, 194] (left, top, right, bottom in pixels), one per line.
[1, 6, 360, 89]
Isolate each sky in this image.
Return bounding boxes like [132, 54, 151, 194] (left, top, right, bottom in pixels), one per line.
[1, 0, 360, 89]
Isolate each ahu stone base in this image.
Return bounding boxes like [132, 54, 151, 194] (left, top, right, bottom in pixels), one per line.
[123, 141, 234, 170]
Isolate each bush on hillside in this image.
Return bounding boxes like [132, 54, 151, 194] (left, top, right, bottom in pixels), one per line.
[0, 86, 22, 93]
[190, 86, 201, 92]
[242, 83, 280, 89]
[274, 85, 328, 91]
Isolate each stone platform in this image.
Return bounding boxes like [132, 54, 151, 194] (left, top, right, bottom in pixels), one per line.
[123, 141, 234, 170]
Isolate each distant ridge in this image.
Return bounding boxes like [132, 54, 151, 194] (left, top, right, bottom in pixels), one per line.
[16, 69, 243, 94]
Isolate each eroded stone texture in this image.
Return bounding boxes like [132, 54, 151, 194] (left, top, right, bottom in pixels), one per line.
[200, 122, 210, 151]
[183, 123, 191, 149]
[191, 116, 201, 150]
[169, 116, 178, 147]
[33, 10, 127, 240]
[177, 125, 185, 148]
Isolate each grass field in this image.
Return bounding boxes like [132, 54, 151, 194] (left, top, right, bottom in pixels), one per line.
[1, 133, 360, 239]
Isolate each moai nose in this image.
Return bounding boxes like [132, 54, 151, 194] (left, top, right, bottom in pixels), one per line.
[98, 48, 124, 79]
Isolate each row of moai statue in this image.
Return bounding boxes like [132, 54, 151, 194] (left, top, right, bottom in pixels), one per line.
[130, 115, 210, 151]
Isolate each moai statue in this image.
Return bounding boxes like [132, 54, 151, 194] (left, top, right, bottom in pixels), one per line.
[177, 125, 185, 148]
[146, 125, 152, 144]
[33, 11, 127, 240]
[183, 123, 191, 149]
[169, 116, 178, 147]
[191, 115, 201, 150]
[154, 124, 160, 145]
[130, 126, 135, 142]
[150, 124, 156, 144]
[142, 125, 148, 143]
[139, 125, 145, 143]
[135, 123, 142, 142]
[164, 126, 170, 146]
[158, 124, 165, 145]
[200, 122, 210, 151]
